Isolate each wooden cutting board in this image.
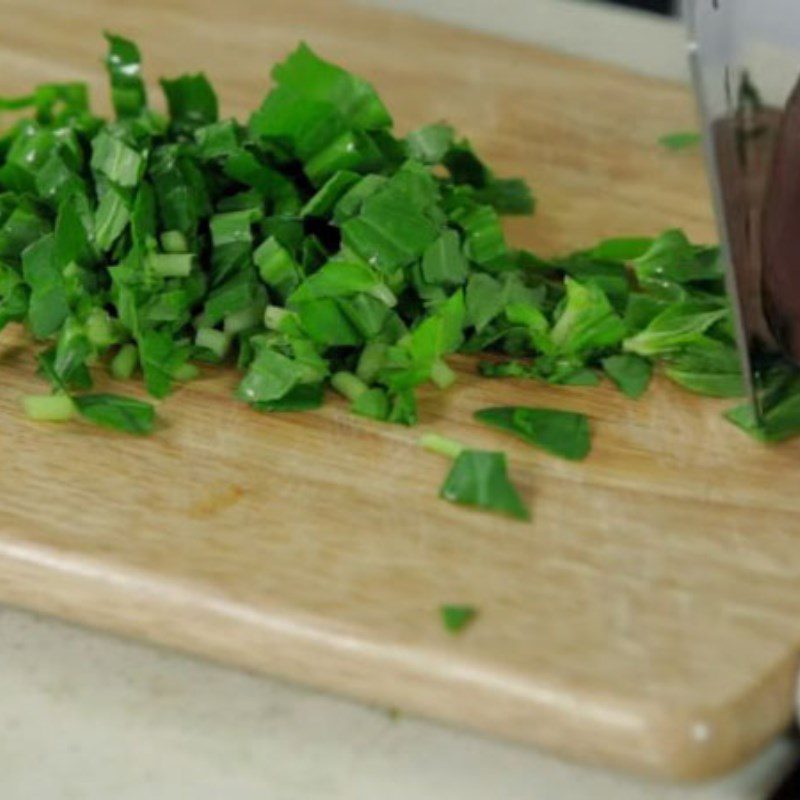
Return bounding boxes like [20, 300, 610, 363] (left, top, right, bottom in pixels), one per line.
[2, 0, 800, 781]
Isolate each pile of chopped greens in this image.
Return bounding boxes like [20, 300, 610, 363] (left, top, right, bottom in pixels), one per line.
[2, 35, 800, 522]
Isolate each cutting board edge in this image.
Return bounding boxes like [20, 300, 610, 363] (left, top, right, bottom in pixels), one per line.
[0, 534, 792, 782]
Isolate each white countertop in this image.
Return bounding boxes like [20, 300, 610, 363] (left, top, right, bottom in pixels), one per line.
[2, 2, 798, 798]
[2, 608, 796, 799]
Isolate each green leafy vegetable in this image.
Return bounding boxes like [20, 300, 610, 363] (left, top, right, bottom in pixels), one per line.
[406, 123, 454, 164]
[663, 338, 744, 398]
[104, 33, 147, 119]
[73, 393, 156, 435]
[440, 450, 529, 520]
[22, 234, 68, 339]
[440, 605, 477, 634]
[475, 406, 591, 461]
[23, 394, 75, 422]
[631, 230, 722, 286]
[659, 132, 701, 151]
[420, 433, 528, 518]
[623, 302, 728, 357]
[602, 354, 653, 399]
[3, 32, 800, 530]
[161, 73, 218, 134]
[725, 366, 800, 442]
[551, 278, 626, 358]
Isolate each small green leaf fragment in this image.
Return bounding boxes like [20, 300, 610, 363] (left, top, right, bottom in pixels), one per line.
[104, 33, 147, 118]
[252, 382, 325, 412]
[22, 234, 68, 339]
[475, 406, 591, 461]
[725, 368, 800, 442]
[659, 131, 701, 151]
[161, 73, 219, 133]
[406, 124, 454, 165]
[73, 393, 156, 435]
[111, 344, 138, 380]
[440, 604, 477, 634]
[602, 354, 653, 399]
[23, 394, 75, 422]
[440, 449, 529, 520]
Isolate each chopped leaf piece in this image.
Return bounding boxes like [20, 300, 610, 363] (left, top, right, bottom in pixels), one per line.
[271, 42, 392, 132]
[253, 382, 325, 412]
[104, 33, 147, 119]
[111, 344, 138, 380]
[725, 364, 800, 442]
[137, 329, 189, 399]
[342, 184, 441, 272]
[73, 393, 156, 435]
[726, 398, 800, 443]
[440, 605, 477, 634]
[475, 406, 591, 461]
[94, 185, 131, 252]
[474, 178, 534, 215]
[406, 124, 454, 165]
[301, 170, 360, 217]
[663, 338, 744, 398]
[551, 278, 625, 357]
[23, 394, 75, 422]
[90, 130, 145, 187]
[440, 450, 529, 520]
[237, 346, 303, 403]
[351, 387, 390, 420]
[589, 237, 654, 262]
[659, 131, 701, 151]
[623, 301, 728, 357]
[420, 432, 464, 460]
[161, 73, 219, 133]
[451, 204, 507, 267]
[422, 230, 468, 286]
[22, 234, 68, 339]
[632, 230, 722, 285]
[602, 354, 653, 399]
[331, 370, 368, 402]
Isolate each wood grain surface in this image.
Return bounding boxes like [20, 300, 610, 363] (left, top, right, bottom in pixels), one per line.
[2, 0, 799, 781]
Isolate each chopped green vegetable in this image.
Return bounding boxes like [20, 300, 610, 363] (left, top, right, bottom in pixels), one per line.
[73, 393, 156, 435]
[3, 33, 800, 531]
[23, 394, 75, 422]
[631, 230, 722, 286]
[422, 433, 529, 519]
[440, 450, 530, 520]
[663, 337, 744, 398]
[725, 365, 800, 442]
[440, 604, 477, 634]
[475, 406, 591, 461]
[406, 123, 454, 165]
[111, 343, 138, 380]
[253, 382, 325, 412]
[420, 432, 465, 460]
[623, 301, 728, 357]
[104, 33, 148, 119]
[602, 354, 653, 399]
[659, 131, 702, 151]
[22, 234, 68, 338]
[551, 277, 626, 358]
[589, 237, 654, 262]
[161, 73, 218, 134]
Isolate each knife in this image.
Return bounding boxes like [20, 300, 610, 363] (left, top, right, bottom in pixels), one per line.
[687, 0, 800, 417]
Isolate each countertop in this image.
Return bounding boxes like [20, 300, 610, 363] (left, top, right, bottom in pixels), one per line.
[1, 1, 798, 797]
[2, 608, 797, 799]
